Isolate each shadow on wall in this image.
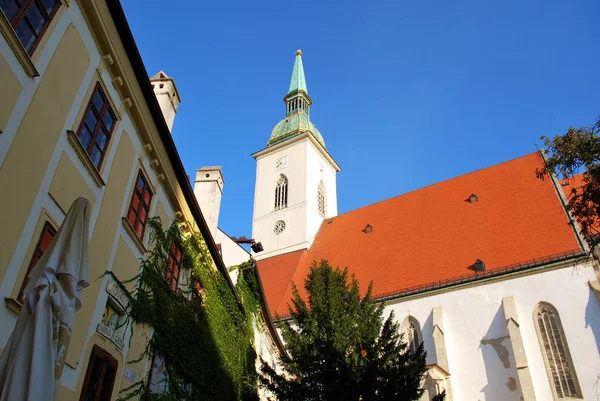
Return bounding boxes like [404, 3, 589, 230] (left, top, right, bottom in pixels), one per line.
[479, 306, 521, 401]
[423, 311, 436, 365]
[585, 286, 600, 356]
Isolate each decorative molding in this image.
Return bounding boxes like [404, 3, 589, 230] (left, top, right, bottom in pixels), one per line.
[423, 364, 452, 401]
[118, 97, 132, 115]
[502, 297, 537, 401]
[157, 173, 165, 181]
[4, 297, 22, 315]
[96, 322, 125, 349]
[144, 143, 153, 153]
[121, 217, 147, 255]
[66, 130, 106, 187]
[0, 11, 39, 77]
[180, 221, 192, 234]
[98, 53, 114, 73]
[106, 279, 130, 312]
[112, 76, 123, 87]
[150, 158, 159, 169]
[96, 278, 131, 349]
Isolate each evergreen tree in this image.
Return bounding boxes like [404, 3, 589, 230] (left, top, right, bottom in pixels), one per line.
[259, 260, 444, 401]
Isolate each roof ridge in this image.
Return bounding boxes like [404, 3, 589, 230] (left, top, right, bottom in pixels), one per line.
[333, 151, 543, 219]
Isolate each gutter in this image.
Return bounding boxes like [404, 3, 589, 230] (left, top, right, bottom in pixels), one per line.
[105, 0, 241, 306]
[274, 249, 586, 323]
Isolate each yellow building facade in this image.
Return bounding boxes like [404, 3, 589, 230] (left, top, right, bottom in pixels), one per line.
[0, 0, 280, 400]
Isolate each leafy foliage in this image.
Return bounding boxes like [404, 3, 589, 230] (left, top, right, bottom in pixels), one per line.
[115, 218, 263, 401]
[259, 260, 438, 401]
[537, 118, 600, 250]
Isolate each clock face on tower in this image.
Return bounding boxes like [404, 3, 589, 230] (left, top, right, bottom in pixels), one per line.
[274, 156, 288, 171]
[273, 220, 286, 235]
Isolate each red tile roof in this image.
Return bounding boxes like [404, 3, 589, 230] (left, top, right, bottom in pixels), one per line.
[561, 173, 600, 233]
[256, 249, 305, 315]
[256, 152, 583, 318]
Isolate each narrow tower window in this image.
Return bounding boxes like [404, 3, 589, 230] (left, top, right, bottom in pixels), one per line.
[533, 302, 582, 399]
[401, 316, 423, 355]
[318, 181, 326, 216]
[274, 175, 288, 210]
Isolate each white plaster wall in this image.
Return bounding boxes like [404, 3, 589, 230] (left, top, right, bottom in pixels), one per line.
[152, 80, 176, 131]
[194, 170, 223, 241]
[304, 140, 338, 246]
[215, 229, 250, 285]
[384, 262, 600, 401]
[252, 140, 309, 259]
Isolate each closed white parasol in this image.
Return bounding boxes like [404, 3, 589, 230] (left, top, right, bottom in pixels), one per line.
[0, 197, 91, 400]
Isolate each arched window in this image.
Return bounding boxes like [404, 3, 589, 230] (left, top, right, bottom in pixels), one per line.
[401, 316, 423, 355]
[318, 181, 326, 216]
[274, 175, 288, 210]
[533, 302, 582, 399]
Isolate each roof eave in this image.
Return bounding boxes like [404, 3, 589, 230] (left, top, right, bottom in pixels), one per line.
[105, 0, 241, 305]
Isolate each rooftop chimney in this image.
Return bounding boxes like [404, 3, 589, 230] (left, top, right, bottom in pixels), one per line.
[474, 259, 486, 272]
[193, 167, 224, 241]
[150, 71, 181, 131]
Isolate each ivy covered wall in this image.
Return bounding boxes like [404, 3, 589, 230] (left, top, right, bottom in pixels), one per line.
[113, 218, 264, 401]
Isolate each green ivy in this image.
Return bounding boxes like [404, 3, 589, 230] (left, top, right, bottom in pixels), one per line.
[113, 218, 263, 401]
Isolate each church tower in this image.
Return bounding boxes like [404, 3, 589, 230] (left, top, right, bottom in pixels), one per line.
[251, 50, 341, 260]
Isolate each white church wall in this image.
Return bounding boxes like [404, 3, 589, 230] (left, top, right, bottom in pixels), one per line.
[384, 261, 600, 401]
[305, 140, 338, 245]
[252, 139, 309, 259]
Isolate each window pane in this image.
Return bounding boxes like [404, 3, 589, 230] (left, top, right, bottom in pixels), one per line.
[135, 221, 144, 237]
[90, 146, 101, 168]
[40, 0, 58, 15]
[102, 111, 115, 132]
[138, 207, 147, 223]
[78, 125, 92, 150]
[131, 195, 140, 212]
[136, 176, 145, 193]
[84, 110, 98, 132]
[127, 208, 137, 227]
[39, 229, 54, 250]
[26, 3, 46, 35]
[14, 18, 36, 51]
[142, 189, 151, 205]
[96, 130, 108, 151]
[92, 89, 105, 112]
[0, 0, 20, 21]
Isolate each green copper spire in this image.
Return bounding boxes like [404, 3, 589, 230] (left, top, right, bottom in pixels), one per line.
[288, 49, 308, 95]
[268, 50, 325, 148]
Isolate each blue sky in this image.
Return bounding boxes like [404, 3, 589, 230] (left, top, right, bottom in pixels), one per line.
[121, 0, 599, 239]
